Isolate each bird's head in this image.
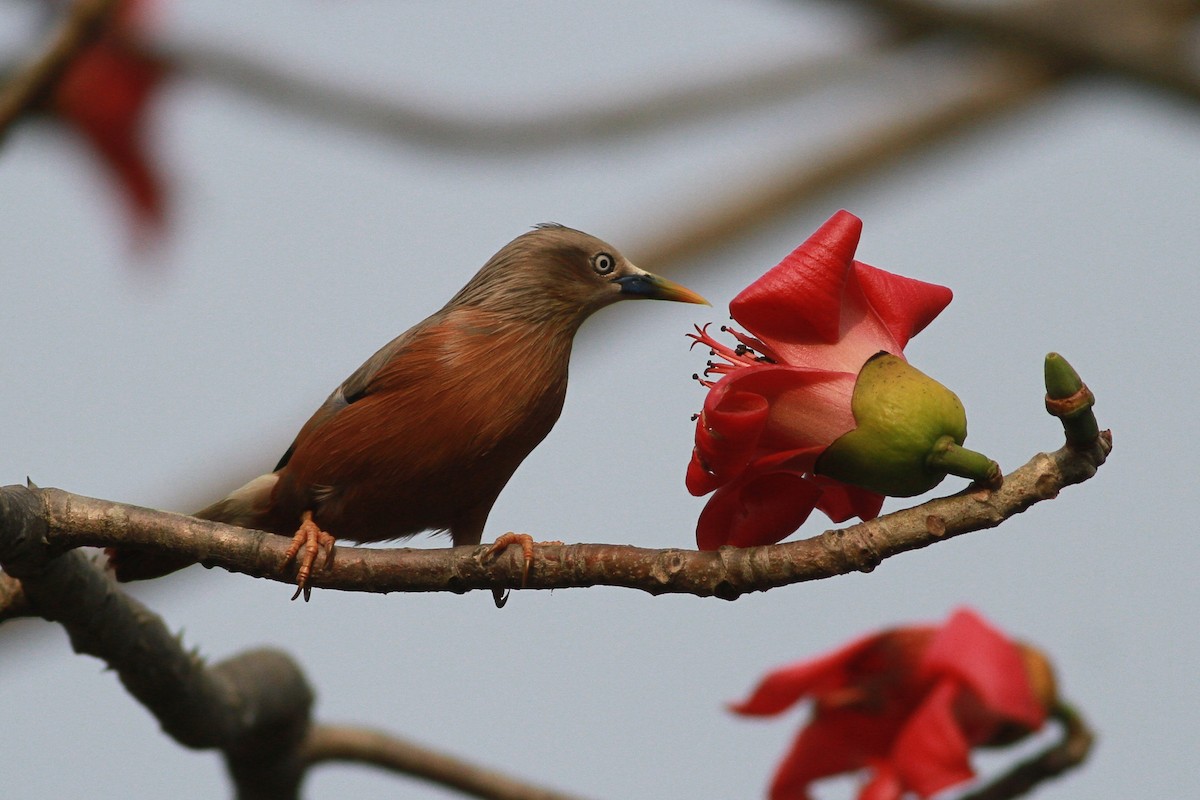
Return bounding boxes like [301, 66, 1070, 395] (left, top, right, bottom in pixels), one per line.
[450, 224, 708, 326]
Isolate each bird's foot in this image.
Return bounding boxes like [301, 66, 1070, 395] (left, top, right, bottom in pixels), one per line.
[282, 511, 336, 602]
[486, 532, 562, 608]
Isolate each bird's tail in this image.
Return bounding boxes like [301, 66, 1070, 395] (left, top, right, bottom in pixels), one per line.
[107, 473, 279, 582]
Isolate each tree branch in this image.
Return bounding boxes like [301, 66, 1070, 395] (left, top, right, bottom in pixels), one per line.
[303, 724, 591, 800]
[852, 0, 1200, 102]
[959, 704, 1095, 800]
[0, 426, 1109, 601]
[148, 39, 893, 153]
[0, 489, 313, 797]
[0, 571, 32, 622]
[0, 520, 584, 799]
[0, 0, 121, 142]
[632, 50, 1059, 268]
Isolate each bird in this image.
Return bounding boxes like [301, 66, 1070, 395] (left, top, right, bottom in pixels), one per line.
[107, 224, 707, 604]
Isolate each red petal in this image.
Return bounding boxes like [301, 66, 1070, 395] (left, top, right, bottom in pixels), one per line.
[859, 762, 905, 800]
[687, 365, 856, 502]
[887, 680, 975, 798]
[53, 7, 166, 239]
[690, 385, 770, 489]
[730, 211, 862, 348]
[696, 467, 822, 549]
[723, 212, 953, 376]
[808, 476, 886, 523]
[731, 632, 885, 716]
[686, 447, 722, 496]
[768, 716, 874, 800]
[852, 262, 953, 351]
[921, 609, 1046, 731]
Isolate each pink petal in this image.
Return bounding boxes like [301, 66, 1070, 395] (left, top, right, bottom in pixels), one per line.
[731, 632, 885, 716]
[730, 211, 862, 348]
[922, 609, 1046, 730]
[888, 679, 976, 798]
[715, 365, 857, 453]
[852, 262, 953, 351]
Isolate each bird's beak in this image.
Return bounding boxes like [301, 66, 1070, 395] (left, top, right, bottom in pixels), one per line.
[614, 271, 709, 305]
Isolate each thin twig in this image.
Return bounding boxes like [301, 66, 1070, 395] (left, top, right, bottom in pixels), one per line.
[304, 724, 591, 800]
[150, 38, 895, 153]
[0, 0, 121, 142]
[0, 429, 1110, 600]
[958, 704, 1095, 800]
[632, 50, 1059, 268]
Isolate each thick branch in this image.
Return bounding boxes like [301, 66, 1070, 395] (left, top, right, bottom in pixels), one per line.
[0, 517, 590, 800]
[0, 429, 1109, 601]
[303, 724, 590, 800]
[0, 571, 32, 621]
[0, 0, 121, 141]
[0, 490, 312, 798]
[855, 0, 1200, 101]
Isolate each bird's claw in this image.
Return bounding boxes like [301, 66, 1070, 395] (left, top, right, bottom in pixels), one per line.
[283, 511, 336, 602]
[486, 533, 562, 607]
[487, 532, 535, 585]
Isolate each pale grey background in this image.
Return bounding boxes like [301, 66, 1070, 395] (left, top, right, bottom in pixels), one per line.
[1, 2, 1195, 798]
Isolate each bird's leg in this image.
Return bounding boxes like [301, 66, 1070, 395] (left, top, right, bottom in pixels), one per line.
[282, 510, 336, 602]
[486, 533, 563, 606]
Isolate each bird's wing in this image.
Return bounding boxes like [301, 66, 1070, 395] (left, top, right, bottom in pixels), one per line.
[273, 317, 439, 471]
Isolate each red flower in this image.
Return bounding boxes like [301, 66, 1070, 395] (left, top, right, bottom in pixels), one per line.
[50, 0, 167, 242]
[731, 608, 1056, 800]
[688, 211, 996, 550]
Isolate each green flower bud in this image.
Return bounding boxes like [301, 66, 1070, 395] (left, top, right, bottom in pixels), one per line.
[815, 353, 999, 496]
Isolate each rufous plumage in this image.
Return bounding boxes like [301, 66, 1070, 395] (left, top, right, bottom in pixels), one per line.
[108, 224, 706, 603]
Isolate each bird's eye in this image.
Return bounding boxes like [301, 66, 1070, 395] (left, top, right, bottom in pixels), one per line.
[592, 252, 616, 276]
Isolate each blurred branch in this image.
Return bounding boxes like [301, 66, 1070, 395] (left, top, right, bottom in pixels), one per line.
[0, 428, 1110, 601]
[0, 571, 31, 621]
[151, 38, 895, 152]
[854, 0, 1200, 101]
[0, 0, 120, 142]
[633, 50, 1058, 268]
[633, 0, 1200, 265]
[0, 514, 589, 800]
[304, 724, 590, 800]
[0, 485, 312, 798]
[959, 704, 1095, 800]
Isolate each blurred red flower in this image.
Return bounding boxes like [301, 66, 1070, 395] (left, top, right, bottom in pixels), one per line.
[731, 608, 1056, 800]
[49, 0, 167, 241]
[687, 210, 969, 549]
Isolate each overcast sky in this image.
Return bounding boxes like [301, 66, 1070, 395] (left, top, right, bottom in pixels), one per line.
[2, 2, 1197, 798]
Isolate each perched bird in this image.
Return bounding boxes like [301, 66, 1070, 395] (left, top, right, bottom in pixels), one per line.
[108, 224, 707, 602]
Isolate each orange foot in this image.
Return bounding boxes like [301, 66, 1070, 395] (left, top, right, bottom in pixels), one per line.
[282, 510, 336, 602]
[486, 532, 563, 608]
